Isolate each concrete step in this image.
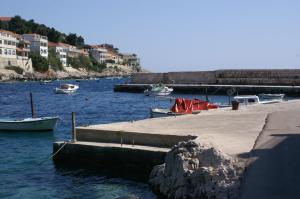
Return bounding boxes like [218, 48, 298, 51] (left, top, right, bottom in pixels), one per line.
[76, 127, 197, 148]
[53, 141, 169, 177]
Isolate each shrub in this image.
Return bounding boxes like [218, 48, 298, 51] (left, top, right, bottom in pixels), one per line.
[29, 53, 49, 72]
[5, 66, 24, 74]
[48, 48, 63, 71]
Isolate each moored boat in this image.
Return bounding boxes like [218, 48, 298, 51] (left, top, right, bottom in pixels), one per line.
[0, 117, 59, 131]
[233, 94, 285, 105]
[55, 84, 79, 94]
[144, 84, 173, 96]
[150, 98, 218, 118]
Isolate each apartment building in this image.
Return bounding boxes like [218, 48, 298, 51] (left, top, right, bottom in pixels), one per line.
[48, 42, 68, 67]
[122, 53, 140, 66]
[0, 29, 18, 59]
[16, 36, 30, 59]
[22, 33, 48, 59]
[90, 45, 108, 63]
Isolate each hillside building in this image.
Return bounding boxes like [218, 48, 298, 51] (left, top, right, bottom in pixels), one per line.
[0, 29, 18, 59]
[22, 33, 48, 59]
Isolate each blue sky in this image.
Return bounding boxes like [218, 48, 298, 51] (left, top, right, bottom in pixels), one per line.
[1, 0, 300, 72]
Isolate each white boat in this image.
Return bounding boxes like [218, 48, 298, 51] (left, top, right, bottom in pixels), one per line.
[0, 117, 58, 131]
[55, 84, 79, 94]
[144, 84, 173, 96]
[258, 93, 285, 102]
[233, 94, 285, 105]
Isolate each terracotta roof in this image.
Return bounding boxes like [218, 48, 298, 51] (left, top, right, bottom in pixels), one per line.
[0, 29, 18, 38]
[48, 41, 58, 47]
[0, 17, 11, 22]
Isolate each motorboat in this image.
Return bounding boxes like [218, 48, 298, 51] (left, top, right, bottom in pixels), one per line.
[55, 84, 79, 94]
[258, 93, 285, 102]
[0, 117, 58, 131]
[233, 94, 285, 106]
[150, 98, 218, 118]
[144, 84, 173, 96]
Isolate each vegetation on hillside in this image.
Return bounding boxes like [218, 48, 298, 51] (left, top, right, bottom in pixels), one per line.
[0, 15, 85, 48]
[29, 53, 49, 72]
[48, 48, 63, 71]
[68, 55, 106, 72]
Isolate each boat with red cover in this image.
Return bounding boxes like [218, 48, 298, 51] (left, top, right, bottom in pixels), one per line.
[150, 98, 218, 118]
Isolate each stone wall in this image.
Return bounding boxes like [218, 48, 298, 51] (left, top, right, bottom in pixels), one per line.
[131, 69, 300, 86]
[0, 57, 33, 73]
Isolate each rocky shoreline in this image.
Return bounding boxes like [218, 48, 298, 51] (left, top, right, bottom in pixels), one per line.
[0, 66, 143, 82]
[149, 139, 244, 199]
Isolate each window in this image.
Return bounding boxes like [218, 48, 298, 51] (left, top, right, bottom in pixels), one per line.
[12, 50, 15, 55]
[7, 41, 11, 45]
[4, 40, 7, 45]
[237, 99, 245, 103]
[0, 48, 2, 54]
[248, 99, 256, 103]
[0, 40, 2, 44]
[4, 49, 7, 55]
[8, 49, 11, 55]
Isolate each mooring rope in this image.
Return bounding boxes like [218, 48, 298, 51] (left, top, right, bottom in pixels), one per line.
[37, 141, 69, 166]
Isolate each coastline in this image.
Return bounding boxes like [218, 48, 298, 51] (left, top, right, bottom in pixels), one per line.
[0, 66, 146, 82]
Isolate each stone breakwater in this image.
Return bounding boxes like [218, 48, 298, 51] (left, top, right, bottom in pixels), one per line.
[149, 139, 243, 199]
[131, 69, 300, 86]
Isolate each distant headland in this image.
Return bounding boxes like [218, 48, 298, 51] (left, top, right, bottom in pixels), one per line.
[0, 16, 145, 81]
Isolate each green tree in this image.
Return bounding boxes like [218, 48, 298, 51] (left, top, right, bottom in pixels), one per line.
[29, 53, 49, 72]
[2, 16, 85, 47]
[48, 48, 63, 71]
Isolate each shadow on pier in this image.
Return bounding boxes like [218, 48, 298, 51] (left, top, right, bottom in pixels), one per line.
[241, 133, 300, 199]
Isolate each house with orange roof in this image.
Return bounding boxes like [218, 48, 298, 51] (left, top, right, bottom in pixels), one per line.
[90, 45, 108, 63]
[0, 17, 12, 22]
[23, 33, 48, 59]
[0, 29, 18, 59]
[48, 42, 67, 67]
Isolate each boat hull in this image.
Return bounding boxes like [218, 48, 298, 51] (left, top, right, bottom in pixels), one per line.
[55, 88, 78, 94]
[150, 108, 194, 118]
[0, 117, 58, 131]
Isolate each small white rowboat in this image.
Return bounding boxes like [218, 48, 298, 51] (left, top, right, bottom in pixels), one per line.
[0, 117, 58, 131]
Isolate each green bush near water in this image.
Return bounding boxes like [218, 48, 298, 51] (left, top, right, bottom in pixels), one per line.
[29, 53, 49, 72]
[68, 55, 106, 73]
[48, 48, 63, 71]
[5, 66, 24, 75]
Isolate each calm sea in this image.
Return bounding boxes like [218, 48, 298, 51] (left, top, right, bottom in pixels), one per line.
[0, 78, 231, 199]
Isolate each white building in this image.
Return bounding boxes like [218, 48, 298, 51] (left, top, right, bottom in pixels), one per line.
[122, 53, 140, 66]
[0, 29, 18, 59]
[90, 45, 108, 63]
[22, 33, 48, 59]
[48, 42, 67, 67]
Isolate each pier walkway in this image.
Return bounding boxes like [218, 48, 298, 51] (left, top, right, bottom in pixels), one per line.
[241, 109, 300, 199]
[53, 100, 300, 181]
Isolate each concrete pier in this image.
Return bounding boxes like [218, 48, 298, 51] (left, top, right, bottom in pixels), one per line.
[53, 100, 300, 179]
[114, 83, 300, 96]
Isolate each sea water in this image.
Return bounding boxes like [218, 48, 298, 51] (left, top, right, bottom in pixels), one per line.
[0, 78, 230, 199]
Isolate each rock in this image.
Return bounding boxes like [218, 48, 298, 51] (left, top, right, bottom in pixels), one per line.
[149, 139, 244, 199]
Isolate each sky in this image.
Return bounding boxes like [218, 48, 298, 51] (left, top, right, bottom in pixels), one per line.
[1, 0, 300, 72]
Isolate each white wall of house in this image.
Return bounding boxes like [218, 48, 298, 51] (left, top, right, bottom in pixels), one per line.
[0, 31, 18, 59]
[90, 48, 108, 63]
[23, 34, 48, 59]
[55, 46, 67, 67]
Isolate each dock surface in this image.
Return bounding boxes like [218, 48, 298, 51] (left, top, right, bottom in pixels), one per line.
[75, 100, 300, 155]
[241, 110, 300, 199]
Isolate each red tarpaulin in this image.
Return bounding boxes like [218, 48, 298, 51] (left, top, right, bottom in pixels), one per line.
[170, 98, 218, 114]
